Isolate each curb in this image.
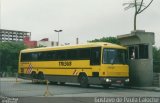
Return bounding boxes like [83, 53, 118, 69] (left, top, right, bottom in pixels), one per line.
[131, 87, 160, 92]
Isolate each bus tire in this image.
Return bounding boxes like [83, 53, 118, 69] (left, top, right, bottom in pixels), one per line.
[37, 72, 45, 80]
[31, 71, 36, 79]
[78, 73, 89, 88]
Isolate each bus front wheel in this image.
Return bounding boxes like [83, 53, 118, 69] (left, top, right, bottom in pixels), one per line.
[78, 74, 89, 88]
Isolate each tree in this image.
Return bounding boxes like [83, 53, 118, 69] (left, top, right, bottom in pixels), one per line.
[153, 46, 160, 72]
[153, 47, 160, 60]
[123, 0, 154, 30]
[88, 37, 120, 44]
[0, 42, 26, 76]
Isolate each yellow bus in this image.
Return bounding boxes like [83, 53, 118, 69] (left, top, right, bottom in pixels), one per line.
[18, 42, 129, 88]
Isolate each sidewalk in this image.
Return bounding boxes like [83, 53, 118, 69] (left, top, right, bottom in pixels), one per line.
[1, 77, 160, 92]
[0, 77, 17, 81]
[0, 77, 29, 82]
[132, 86, 160, 92]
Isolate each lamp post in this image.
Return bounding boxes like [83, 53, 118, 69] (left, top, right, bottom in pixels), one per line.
[54, 30, 62, 46]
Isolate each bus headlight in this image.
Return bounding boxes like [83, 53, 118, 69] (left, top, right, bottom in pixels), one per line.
[125, 78, 129, 82]
[106, 78, 111, 82]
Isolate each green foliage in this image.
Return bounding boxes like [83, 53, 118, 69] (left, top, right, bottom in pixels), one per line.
[0, 42, 26, 73]
[153, 46, 160, 61]
[153, 46, 160, 73]
[88, 37, 120, 44]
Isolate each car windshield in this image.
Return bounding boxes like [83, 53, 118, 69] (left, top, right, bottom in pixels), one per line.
[103, 48, 127, 64]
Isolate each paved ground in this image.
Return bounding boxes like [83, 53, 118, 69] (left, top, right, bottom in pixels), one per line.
[0, 77, 160, 98]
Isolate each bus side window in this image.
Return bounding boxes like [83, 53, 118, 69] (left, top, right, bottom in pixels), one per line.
[37, 51, 57, 61]
[38, 52, 43, 61]
[67, 49, 78, 60]
[31, 53, 38, 61]
[45, 51, 52, 61]
[57, 50, 67, 60]
[51, 51, 58, 60]
[78, 48, 90, 60]
[21, 53, 31, 62]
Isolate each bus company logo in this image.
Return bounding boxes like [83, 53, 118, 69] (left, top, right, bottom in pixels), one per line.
[73, 69, 79, 75]
[26, 63, 33, 74]
[0, 96, 18, 103]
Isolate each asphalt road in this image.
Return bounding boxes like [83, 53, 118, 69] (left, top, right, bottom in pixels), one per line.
[0, 77, 160, 98]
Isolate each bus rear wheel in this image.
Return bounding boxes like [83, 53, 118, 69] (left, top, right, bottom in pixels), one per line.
[37, 72, 45, 80]
[31, 71, 36, 79]
[78, 74, 89, 88]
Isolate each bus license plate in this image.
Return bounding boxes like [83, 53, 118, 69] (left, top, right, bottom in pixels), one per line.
[116, 80, 122, 83]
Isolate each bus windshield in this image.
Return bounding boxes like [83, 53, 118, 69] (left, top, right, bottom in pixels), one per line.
[103, 48, 127, 64]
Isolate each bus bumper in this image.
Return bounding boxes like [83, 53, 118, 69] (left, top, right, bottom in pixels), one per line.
[18, 73, 31, 80]
[100, 77, 130, 85]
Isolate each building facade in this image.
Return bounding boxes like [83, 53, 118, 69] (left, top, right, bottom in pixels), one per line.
[37, 38, 58, 47]
[23, 36, 37, 48]
[0, 29, 59, 48]
[23, 36, 58, 48]
[0, 29, 31, 42]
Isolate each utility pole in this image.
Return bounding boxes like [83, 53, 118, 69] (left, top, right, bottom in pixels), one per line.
[76, 38, 79, 44]
[54, 30, 63, 46]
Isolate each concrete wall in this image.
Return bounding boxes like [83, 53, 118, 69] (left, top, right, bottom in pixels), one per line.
[118, 30, 155, 45]
[129, 59, 153, 86]
[117, 30, 155, 87]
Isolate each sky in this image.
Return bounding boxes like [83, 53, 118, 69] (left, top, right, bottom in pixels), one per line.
[0, 0, 160, 47]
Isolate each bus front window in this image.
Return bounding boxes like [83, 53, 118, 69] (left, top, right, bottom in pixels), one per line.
[103, 49, 127, 64]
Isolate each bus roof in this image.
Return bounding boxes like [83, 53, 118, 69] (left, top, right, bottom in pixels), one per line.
[21, 42, 126, 53]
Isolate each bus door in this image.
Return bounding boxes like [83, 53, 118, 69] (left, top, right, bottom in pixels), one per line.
[90, 47, 101, 77]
